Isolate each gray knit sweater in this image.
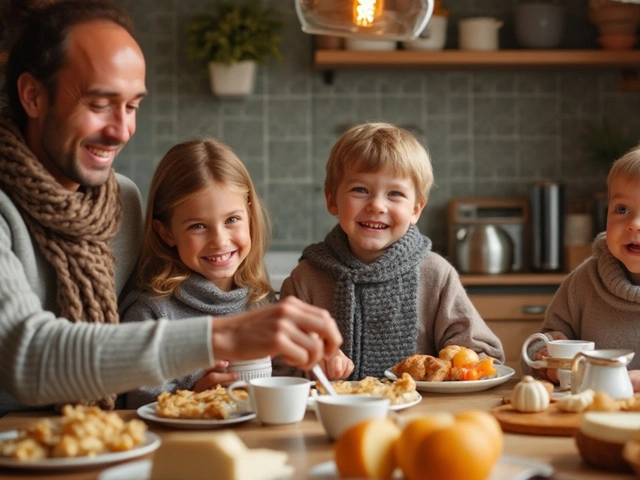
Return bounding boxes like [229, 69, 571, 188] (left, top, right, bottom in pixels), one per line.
[536, 232, 640, 371]
[120, 275, 253, 408]
[0, 174, 213, 415]
[276, 250, 505, 378]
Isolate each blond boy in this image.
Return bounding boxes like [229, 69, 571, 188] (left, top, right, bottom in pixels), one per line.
[278, 123, 504, 380]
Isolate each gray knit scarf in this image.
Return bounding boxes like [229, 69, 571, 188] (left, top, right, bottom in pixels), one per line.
[175, 273, 250, 316]
[302, 224, 431, 379]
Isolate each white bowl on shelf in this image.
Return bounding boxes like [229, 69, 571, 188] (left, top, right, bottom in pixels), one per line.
[402, 15, 448, 50]
[345, 38, 397, 51]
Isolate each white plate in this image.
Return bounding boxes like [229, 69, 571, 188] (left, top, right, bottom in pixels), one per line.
[384, 364, 516, 394]
[309, 455, 554, 480]
[0, 430, 160, 470]
[98, 459, 151, 480]
[136, 402, 256, 429]
[307, 390, 422, 412]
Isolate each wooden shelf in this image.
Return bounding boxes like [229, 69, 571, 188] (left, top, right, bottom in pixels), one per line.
[314, 49, 640, 70]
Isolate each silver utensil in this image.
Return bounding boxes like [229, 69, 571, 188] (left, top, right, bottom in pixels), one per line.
[311, 364, 338, 396]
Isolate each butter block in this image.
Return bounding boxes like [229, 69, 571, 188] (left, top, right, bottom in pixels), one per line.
[580, 412, 640, 444]
[150, 431, 293, 480]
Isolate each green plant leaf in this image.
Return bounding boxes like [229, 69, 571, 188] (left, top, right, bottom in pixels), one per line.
[185, 1, 284, 67]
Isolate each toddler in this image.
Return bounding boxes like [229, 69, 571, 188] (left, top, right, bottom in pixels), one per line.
[525, 146, 640, 391]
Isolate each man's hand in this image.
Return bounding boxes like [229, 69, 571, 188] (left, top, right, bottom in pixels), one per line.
[211, 296, 342, 372]
[319, 350, 354, 380]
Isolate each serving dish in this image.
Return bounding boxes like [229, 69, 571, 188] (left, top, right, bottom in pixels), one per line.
[384, 365, 515, 393]
[308, 455, 554, 479]
[136, 402, 256, 429]
[0, 430, 160, 470]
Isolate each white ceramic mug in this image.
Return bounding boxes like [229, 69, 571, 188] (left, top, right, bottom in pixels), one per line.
[227, 377, 310, 425]
[314, 395, 390, 441]
[522, 333, 595, 390]
[459, 17, 503, 51]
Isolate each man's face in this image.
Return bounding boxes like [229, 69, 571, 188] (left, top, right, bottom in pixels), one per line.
[30, 21, 147, 191]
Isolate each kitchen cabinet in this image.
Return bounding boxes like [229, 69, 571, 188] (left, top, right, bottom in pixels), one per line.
[314, 49, 640, 90]
[461, 273, 566, 378]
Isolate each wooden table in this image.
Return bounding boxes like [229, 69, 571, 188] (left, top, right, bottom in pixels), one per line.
[0, 379, 636, 480]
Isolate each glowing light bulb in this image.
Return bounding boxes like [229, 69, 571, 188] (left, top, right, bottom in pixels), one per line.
[353, 0, 384, 28]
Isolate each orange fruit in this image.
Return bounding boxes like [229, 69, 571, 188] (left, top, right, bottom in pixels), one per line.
[395, 413, 455, 480]
[414, 420, 495, 480]
[452, 348, 480, 368]
[455, 410, 504, 462]
[334, 419, 401, 479]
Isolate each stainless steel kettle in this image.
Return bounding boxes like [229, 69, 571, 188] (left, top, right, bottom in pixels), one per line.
[455, 224, 514, 274]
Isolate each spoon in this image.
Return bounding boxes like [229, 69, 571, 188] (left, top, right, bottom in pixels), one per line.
[311, 364, 338, 396]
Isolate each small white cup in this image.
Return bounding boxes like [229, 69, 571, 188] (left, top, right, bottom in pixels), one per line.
[227, 376, 310, 425]
[314, 395, 390, 441]
[522, 333, 595, 390]
[459, 17, 503, 51]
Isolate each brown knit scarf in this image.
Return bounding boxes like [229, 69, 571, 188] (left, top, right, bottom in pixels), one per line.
[0, 114, 122, 409]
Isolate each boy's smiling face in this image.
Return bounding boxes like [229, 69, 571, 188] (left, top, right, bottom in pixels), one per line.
[606, 175, 640, 282]
[325, 163, 426, 264]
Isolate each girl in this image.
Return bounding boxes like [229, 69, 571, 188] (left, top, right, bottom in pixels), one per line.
[120, 138, 275, 408]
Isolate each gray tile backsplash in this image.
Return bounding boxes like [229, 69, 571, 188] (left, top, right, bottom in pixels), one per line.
[117, 0, 639, 254]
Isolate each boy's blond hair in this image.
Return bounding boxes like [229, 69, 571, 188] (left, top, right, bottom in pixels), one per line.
[607, 144, 640, 198]
[324, 123, 434, 203]
[138, 138, 273, 306]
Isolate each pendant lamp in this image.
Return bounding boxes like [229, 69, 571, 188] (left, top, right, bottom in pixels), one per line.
[295, 0, 434, 41]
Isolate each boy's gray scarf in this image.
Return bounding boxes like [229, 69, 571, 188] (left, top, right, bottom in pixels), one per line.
[302, 225, 431, 379]
[176, 274, 249, 316]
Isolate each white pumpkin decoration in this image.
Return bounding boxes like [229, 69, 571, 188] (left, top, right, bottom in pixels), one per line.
[510, 375, 550, 413]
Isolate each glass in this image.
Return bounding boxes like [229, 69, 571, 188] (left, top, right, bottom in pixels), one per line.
[295, 0, 434, 41]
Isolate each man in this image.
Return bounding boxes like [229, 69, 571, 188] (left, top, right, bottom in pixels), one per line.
[0, 0, 341, 415]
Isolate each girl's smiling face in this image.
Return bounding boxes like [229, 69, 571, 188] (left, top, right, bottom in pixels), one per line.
[153, 182, 251, 291]
[606, 175, 640, 283]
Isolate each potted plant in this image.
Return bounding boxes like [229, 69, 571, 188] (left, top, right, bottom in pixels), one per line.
[186, 2, 284, 98]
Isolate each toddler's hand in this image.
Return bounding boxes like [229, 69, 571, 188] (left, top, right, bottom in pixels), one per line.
[193, 360, 238, 392]
[629, 370, 640, 393]
[531, 331, 568, 384]
[320, 350, 354, 380]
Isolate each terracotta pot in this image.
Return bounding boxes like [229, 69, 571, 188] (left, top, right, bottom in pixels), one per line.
[589, 4, 640, 36]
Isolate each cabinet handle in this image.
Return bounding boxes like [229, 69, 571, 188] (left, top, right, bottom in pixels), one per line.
[522, 305, 547, 315]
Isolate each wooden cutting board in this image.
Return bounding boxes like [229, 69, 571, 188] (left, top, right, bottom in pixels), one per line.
[491, 403, 583, 436]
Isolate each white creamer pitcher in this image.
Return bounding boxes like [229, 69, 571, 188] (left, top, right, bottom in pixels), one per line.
[570, 349, 634, 399]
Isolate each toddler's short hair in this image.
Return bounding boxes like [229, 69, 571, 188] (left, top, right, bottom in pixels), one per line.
[607, 144, 640, 197]
[324, 122, 434, 203]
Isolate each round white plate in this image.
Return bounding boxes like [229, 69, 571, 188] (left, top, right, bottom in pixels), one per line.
[384, 364, 516, 394]
[98, 459, 151, 480]
[136, 402, 256, 429]
[0, 430, 160, 470]
[307, 390, 422, 412]
[309, 455, 553, 480]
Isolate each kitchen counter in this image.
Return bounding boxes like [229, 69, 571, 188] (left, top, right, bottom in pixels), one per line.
[460, 273, 567, 287]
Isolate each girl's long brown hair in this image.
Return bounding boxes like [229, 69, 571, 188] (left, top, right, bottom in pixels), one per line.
[137, 138, 274, 307]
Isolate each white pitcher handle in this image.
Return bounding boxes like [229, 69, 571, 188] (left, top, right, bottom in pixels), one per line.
[571, 352, 586, 395]
[227, 380, 252, 409]
[521, 333, 550, 369]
